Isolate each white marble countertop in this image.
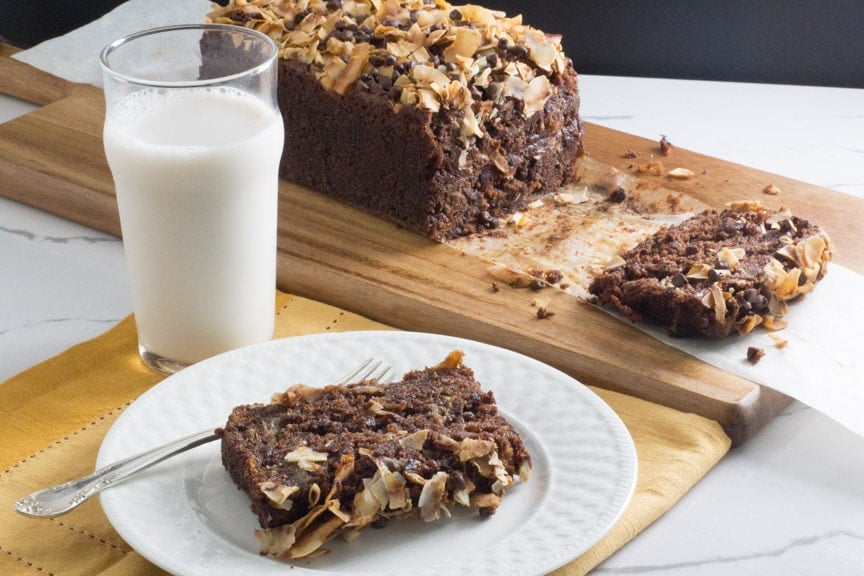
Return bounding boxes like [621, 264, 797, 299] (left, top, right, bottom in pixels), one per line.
[2, 50, 864, 576]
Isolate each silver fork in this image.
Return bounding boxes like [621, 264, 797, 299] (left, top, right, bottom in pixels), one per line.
[14, 358, 394, 518]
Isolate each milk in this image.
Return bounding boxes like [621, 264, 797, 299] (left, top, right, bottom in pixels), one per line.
[103, 87, 284, 366]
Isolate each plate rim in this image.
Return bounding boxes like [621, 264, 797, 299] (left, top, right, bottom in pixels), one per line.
[98, 330, 637, 576]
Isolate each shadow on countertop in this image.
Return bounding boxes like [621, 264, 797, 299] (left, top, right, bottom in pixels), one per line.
[2, 0, 861, 88]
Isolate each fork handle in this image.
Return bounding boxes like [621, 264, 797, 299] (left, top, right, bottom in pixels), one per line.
[14, 429, 219, 518]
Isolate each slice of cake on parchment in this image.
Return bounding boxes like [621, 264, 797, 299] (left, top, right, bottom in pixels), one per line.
[588, 201, 833, 338]
[217, 350, 531, 559]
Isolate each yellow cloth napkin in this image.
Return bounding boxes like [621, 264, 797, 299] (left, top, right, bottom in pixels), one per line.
[0, 292, 730, 575]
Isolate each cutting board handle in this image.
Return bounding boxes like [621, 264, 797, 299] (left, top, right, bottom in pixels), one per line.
[0, 53, 76, 106]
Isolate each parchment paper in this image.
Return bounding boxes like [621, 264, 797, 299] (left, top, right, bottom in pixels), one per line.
[15, 0, 863, 438]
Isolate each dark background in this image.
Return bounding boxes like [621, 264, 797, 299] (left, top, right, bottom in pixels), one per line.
[2, 0, 862, 88]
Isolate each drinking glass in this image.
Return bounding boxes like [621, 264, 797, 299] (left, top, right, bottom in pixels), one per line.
[100, 24, 284, 374]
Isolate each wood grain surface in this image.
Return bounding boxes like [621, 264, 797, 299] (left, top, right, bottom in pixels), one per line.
[3, 54, 861, 445]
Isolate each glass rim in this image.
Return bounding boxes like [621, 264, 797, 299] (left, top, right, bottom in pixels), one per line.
[99, 23, 279, 89]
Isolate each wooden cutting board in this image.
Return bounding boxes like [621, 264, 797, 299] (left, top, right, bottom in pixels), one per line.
[3, 52, 862, 446]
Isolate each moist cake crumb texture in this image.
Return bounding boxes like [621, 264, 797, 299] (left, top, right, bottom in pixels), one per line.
[217, 350, 531, 559]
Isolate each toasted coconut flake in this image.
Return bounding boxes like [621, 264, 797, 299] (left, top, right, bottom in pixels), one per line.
[287, 515, 345, 559]
[553, 189, 589, 205]
[504, 211, 529, 227]
[433, 349, 465, 371]
[768, 295, 789, 317]
[373, 459, 411, 511]
[452, 477, 475, 507]
[443, 26, 482, 60]
[399, 429, 429, 451]
[766, 208, 795, 231]
[725, 200, 763, 213]
[308, 483, 322, 507]
[686, 263, 713, 280]
[700, 284, 727, 324]
[523, 29, 559, 71]
[762, 315, 789, 331]
[763, 183, 782, 195]
[469, 492, 502, 514]
[736, 314, 763, 335]
[285, 446, 330, 471]
[518, 461, 533, 482]
[367, 399, 396, 416]
[273, 384, 320, 405]
[668, 167, 695, 180]
[255, 524, 297, 557]
[522, 75, 552, 117]
[259, 482, 300, 511]
[418, 471, 450, 522]
[717, 247, 746, 270]
[456, 437, 496, 462]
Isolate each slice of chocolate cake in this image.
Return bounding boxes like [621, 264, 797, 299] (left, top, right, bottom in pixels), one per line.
[207, 0, 582, 240]
[588, 201, 833, 338]
[217, 350, 531, 559]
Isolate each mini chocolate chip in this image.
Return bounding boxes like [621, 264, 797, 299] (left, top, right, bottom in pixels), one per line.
[685, 245, 699, 255]
[450, 9, 462, 20]
[509, 45, 528, 60]
[670, 273, 687, 287]
[707, 268, 721, 283]
[609, 188, 626, 203]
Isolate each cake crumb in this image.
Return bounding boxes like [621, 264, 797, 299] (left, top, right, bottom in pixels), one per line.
[746, 346, 766, 364]
[623, 149, 638, 159]
[536, 307, 555, 319]
[763, 183, 782, 196]
[659, 135, 673, 156]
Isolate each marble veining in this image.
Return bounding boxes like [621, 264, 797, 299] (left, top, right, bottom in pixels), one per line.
[0, 316, 119, 337]
[597, 530, 864, 575]
[0, 222, 120, 244]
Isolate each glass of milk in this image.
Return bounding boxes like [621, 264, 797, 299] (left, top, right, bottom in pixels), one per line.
[100, 24, 284, 375]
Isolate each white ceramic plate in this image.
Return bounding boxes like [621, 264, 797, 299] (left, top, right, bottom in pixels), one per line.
[98, 331, 637, 576]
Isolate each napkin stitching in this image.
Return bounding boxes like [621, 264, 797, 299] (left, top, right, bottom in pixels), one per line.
[51, 519, 130, 554]
[0, 544, 53, 575]
[0, 403, 131, 478]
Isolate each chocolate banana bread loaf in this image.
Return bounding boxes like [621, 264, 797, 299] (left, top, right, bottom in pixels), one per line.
[207, 0, 582, 240]
[217, 350, 531, 559]
[588, 201, 834, 338]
